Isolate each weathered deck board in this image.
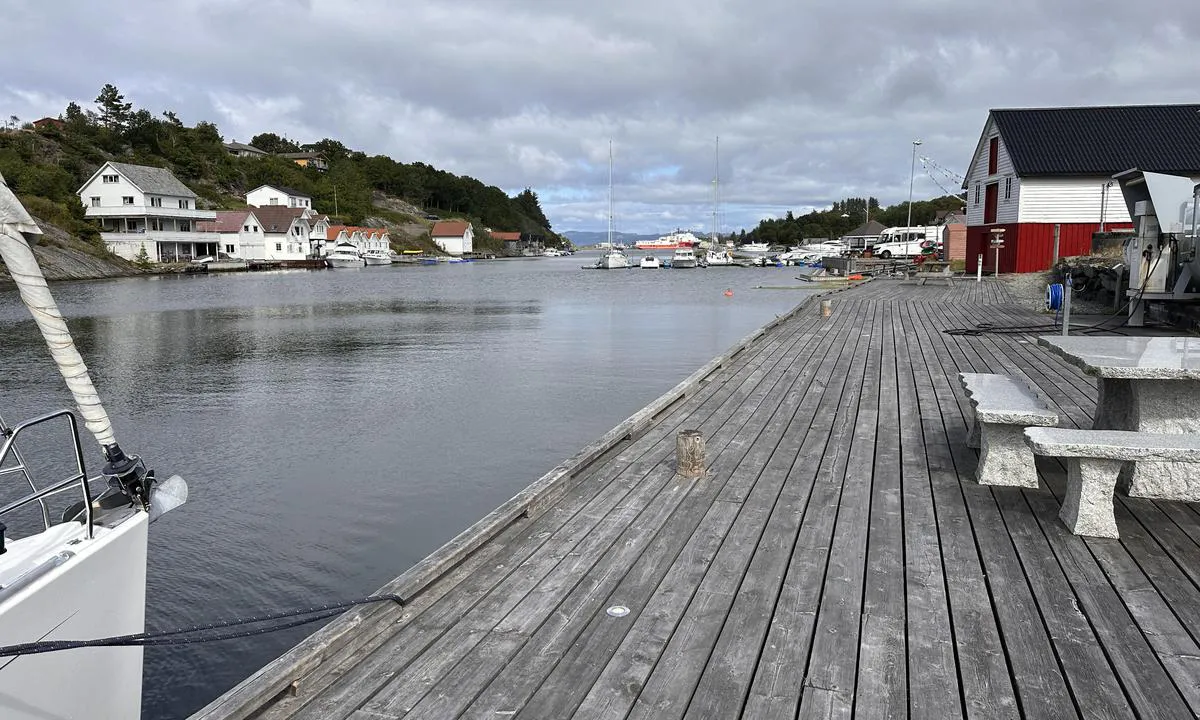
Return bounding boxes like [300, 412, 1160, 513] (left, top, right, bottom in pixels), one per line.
[195, 278, 1200, 720]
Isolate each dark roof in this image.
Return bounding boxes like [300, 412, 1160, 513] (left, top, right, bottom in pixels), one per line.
[248, 184, 311, 200]
[224, 142, 266, 154]
[991, 105, 1200, 177]
[106, 162, 197, 197]
[253, 206, 306, 233]
[844, 220, 887, 237]
[197, 209, 251, 233]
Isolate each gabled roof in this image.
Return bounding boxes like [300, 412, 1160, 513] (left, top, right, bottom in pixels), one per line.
[490, 231, 522, 241]
[431, 220, 471, 237]
[247, 184, 311, 199]
[80, 161, 197, 197]
[988, 105, 1200, 177]
[196, 209, 252, 233]
[224, 142, 266, 154]
[253, 206, 307, 233]
[326, 225, 389, 241]
[843, 220, 887, 237]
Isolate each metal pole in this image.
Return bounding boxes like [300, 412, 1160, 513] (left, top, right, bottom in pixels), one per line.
[977, 253, 983, 282]
[1062, 274, 1072, 336]
[1052, 223, 1060, 264]
[994, 245, 1000, 277]
[906, 139, 922, 229]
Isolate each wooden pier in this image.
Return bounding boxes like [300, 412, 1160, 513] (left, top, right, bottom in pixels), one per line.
[194, 277, 1200, 720]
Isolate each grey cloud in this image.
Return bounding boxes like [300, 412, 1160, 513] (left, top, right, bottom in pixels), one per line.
[3, 0, 1199, 233]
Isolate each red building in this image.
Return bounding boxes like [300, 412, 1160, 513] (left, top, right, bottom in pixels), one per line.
[962, 105, 1200, 273]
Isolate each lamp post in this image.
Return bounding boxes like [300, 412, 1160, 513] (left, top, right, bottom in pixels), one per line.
[906, 139, 922, 229]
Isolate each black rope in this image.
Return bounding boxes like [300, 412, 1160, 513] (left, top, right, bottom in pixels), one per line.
[0, 593, 404, 657]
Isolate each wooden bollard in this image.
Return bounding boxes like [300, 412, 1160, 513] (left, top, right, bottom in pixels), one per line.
[820, 299, 832, 317]
[676, 429, 705, 478]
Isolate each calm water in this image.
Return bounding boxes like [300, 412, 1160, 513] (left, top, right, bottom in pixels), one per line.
[0, 255, 811, 718]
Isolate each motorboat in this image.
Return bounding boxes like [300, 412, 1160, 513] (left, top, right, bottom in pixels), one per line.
[0, 170, 187, 719]
[640, 255, 661, 269]
[326, 243, 365, 268]
[361, 250, 392, 265]
[671, 247, 698, 268]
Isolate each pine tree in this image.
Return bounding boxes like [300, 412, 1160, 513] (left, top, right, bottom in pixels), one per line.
[134, 243, 152, 267]
[95, 84, 133, 129]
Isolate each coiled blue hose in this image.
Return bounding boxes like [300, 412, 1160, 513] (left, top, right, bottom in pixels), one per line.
[1045, 283, 1064, 311]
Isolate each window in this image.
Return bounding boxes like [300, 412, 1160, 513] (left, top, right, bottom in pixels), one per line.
[102, 174, 118, 184]
[1004, 177, 1012, 200]
[90, 196, 100, 207]
[974, 183, 981, 205]
[150, 197, 162, 207]
[225, 244, 235, 253]
[289, 198, 296, 207]
[179, 199, 190, 209]
[243, 225, 250, 232]
[252, 225, 259, 232]
[122, 196, 134, 205]
[988, 137, 998, 175]
[270, 198, 279, 205]
[275, 242, 282, 251]
[179, 222, 190, 232]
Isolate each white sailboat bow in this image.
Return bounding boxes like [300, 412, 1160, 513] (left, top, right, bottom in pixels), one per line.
[0, 170, 186, 719]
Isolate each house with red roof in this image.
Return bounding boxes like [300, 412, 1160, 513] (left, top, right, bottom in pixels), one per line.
[431, 220, 473, 255]
[325, 225, 390, 255]
[197, 209, 264, 259]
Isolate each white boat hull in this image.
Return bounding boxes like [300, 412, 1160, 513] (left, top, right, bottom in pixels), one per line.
[326, 256, 364, 268]
[362, 255, 391, 266]
[0, 512, 148, 720]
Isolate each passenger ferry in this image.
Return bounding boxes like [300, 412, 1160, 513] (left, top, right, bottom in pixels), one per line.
[636, 230, 700, 251]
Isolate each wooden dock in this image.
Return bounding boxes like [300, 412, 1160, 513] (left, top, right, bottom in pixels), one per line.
[194, 277, 1200, 720]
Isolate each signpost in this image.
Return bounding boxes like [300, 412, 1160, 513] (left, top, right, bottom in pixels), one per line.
[989, 228, 1005, 277]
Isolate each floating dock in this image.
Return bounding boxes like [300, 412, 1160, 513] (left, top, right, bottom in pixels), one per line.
[194, 277, 1200, 720]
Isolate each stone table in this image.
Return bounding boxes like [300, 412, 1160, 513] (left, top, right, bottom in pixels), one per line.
[1037, 335, 1200, 499]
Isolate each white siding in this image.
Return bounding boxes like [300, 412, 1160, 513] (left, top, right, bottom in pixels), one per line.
[432, 227, 473, 255]
[1017, 178, 1133, 224]
[246, 186, 312, 210]
[963, 116, 1020, 226]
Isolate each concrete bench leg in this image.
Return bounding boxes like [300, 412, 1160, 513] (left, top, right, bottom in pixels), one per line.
[1059, 457, 1124, 538]
[976, 423, 1039, 487]
[966, 416, 981, 449]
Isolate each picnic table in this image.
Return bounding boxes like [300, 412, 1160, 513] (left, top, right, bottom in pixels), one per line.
[1037, 335, 1200, 498]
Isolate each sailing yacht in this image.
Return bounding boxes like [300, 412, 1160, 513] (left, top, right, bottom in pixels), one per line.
[595, 140, 630, 270]
[705, 137, 737, 267]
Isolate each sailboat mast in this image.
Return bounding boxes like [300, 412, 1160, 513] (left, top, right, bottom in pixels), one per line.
[712, 136, 719, 246]
[607, 140, 614, 249]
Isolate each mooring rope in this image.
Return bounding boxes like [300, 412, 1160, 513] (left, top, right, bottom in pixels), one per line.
[0, 594, 405, 657]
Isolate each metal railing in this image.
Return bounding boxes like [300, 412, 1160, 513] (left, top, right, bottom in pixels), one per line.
[0, 409, 95, 540]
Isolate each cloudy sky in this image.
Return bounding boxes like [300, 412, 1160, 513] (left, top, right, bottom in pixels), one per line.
[3, 0, 1198, 234]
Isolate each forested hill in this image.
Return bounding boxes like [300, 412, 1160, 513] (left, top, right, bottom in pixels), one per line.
[0, 84, 559, 255]
[740, 195, 968, 246]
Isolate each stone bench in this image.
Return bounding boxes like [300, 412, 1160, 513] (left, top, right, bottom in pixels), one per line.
[1024, 427, 1200, 538]
[960, 373, 1059, 487]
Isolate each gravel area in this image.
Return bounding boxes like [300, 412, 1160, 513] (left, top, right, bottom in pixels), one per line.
[1000, 272, 1117, 316]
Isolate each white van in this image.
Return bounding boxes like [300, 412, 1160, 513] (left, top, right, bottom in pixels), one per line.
[869, 226, 943, 259]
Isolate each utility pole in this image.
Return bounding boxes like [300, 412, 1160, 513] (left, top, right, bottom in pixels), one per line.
[907, 139, 922, 229]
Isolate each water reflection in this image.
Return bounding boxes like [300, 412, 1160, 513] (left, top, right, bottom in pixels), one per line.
[0, 258, 809, 719]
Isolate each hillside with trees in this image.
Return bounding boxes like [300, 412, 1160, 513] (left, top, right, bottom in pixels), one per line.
[0, 83, 560, 266]
[739, 194, 967, 246]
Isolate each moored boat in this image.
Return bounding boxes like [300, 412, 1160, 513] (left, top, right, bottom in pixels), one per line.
[362, 250, 392, 265]
[671, 247, 698, 268]
[326, 243, 365, 268]
[639, 255, 661, 269]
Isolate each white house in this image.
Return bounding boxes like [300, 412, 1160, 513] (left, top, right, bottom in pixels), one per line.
[224, 142, 267, 159]
[430, 220, 473, 255]
[78, 161, 216, 262]
[962, 104, 1200, 272]
[253, 206, 313, 260]
[196, 209, 268, 259]
[246, 184, 313, 210]
[325, 225, 391, 254]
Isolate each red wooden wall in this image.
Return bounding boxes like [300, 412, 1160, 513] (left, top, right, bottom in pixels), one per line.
[965, 222, 1133, 273]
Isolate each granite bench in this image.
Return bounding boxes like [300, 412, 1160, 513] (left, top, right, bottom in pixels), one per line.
[960, 372, 1059, 487]
[1024, 427, 1200, 538]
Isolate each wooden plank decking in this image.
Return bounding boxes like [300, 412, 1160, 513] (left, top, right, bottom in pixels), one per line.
[195, 277, 1200, 720]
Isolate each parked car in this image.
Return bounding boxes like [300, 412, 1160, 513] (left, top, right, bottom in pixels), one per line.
[868, 225, 943, 259]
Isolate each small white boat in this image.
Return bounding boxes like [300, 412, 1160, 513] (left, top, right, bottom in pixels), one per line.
[671, 247, 698, 268]
[326, 243, 365, 268]
[594, 249, 630, 269]
[705, 248, 737, 266]
[639, 255, 660, 269]
[361, 250, 392, 266]
[543, 248, 563, 257]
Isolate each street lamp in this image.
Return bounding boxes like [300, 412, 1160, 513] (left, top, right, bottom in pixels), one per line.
[906, 139, 922, 229]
